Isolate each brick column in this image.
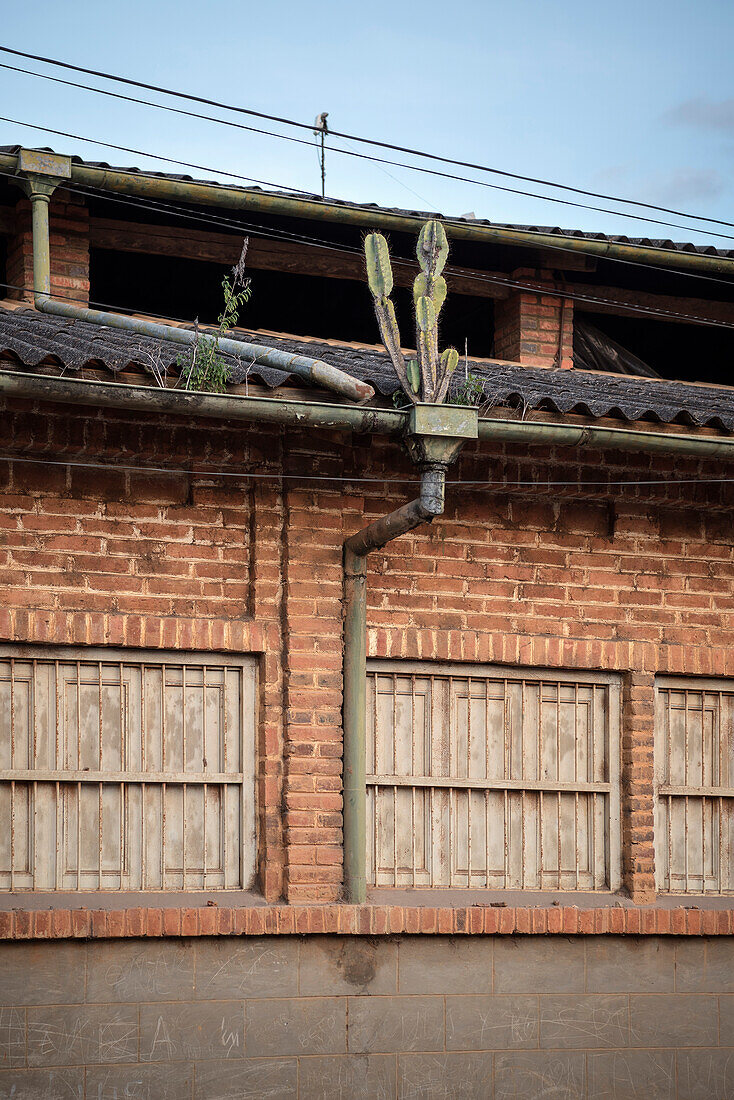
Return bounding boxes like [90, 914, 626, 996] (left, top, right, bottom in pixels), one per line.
[6, 192, 89, 306]
[494, 269, 573, 369]
[622, 671, 656, 904]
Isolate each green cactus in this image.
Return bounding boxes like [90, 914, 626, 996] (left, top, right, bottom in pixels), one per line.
[413, 272, 447, 317]
[364, 232, 414, 401]
[415, 295, 439, 396]
[434, 347, 459, 403]
[415, 295, 436, 333]
[365, 233, 394, 298]
[417, 220, 449, 277]
[364, 219, 459, 405]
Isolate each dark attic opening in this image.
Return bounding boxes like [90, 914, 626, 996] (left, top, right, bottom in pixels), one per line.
[574, 311, 734, 387]
[90, 248, 496, 355]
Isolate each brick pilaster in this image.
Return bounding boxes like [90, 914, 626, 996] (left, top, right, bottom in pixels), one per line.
[6, 192, 89, 306]
[622, 671, 656, 904]
[494, 269, 573, 369]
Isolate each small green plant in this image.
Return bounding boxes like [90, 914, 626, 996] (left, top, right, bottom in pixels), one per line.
[364, 220, 459, 405]
[178, 240, 252, 393]
[451, 370, 486, 407]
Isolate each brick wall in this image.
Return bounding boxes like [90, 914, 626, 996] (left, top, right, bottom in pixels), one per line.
[2, 395, 734, 908]
[1, 934, 732, 1097]
[6, 192, 90, 306]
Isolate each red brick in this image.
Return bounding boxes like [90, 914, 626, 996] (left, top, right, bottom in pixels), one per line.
[547, 908, 562, 934]
[14, 911, 31, 939]
[562, 908, 579, 935]
[199, 907, 216, 935]
[53, 909, 73, 939]
[146, 909, 164, 938]
[72, 910, 90, 938]
[498, 908, 514, 934]
[163, 909, 181, 936]
[479, 907, 496, 934]
[671, 909, 686, 935]
[34, 910, 53, 939]
[181, 909, 198, 936]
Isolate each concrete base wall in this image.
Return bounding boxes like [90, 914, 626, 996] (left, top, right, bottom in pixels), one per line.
[0, 934, 732, 1099]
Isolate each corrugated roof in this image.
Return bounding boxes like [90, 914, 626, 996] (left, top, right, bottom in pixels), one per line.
[3, 305, 734, 432]
[3, 144, 734, 261]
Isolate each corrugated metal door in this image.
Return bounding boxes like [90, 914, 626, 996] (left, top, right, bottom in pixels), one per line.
[655, 677, 734, 894]
[366, 661, 621, 891]
[0, 647, 256, 891]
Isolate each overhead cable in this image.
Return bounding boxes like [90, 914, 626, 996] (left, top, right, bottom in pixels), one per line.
[1, 74, 734, 242]
[4, 114, 734, 257]
[1, 263, 733, 331]
[2, 43, 733, 234]
[4, 452, 734, 488]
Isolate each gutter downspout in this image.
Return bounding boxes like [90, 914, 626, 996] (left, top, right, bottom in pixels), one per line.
[17, 151, 375, 405]
[342, 406, 478, 903]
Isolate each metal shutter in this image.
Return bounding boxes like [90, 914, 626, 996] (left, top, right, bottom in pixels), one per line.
[0, 647, 256, 892]
[366, 661, 621, 891]
[655, 677, 734, 894]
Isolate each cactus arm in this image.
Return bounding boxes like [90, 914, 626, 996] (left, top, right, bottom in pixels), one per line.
[413, 272, 447, 318]
[373, 297, 416, 402]
[365, 231, 418, 403]
[365, 233, 394, 297]
[415, 295, 439, 400]
[431, 275, 447, 317]
[417, 220, 449, 279]
[434, 347, 460, 404]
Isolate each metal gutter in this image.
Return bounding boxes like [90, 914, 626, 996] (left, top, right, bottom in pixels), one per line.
[342, 406, 478, 903]
[343, 474, 445, 904]
[62, 163, 734, 276]
[0, 370, 404, 433]
[4, 148, 733, 275]
[476, 418, 734, 459]
[3, 369, 734, 460]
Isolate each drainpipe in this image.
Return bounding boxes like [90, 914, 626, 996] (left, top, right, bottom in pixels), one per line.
[15, 150, 374, 405]
[342, 405, 478, 903]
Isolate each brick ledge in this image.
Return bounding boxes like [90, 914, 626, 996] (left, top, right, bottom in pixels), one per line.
[1, 904, 733, 940]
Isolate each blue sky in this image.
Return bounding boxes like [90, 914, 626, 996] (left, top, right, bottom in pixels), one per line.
[2, 0, 733, 246]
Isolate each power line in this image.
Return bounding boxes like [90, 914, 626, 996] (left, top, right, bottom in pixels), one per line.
[3, 241, 734, 333]
[5, 122, 734, 288]
[3, 117, 734, 292]
[3, 264, 734, 332]
[3, 168, 734, 332]
[3, 71, 734, 243]
[2, 178, 734, 330]
[57, 172, 734, 292]
[3, 452, 734, 489]
[2, 43, 733, 235]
